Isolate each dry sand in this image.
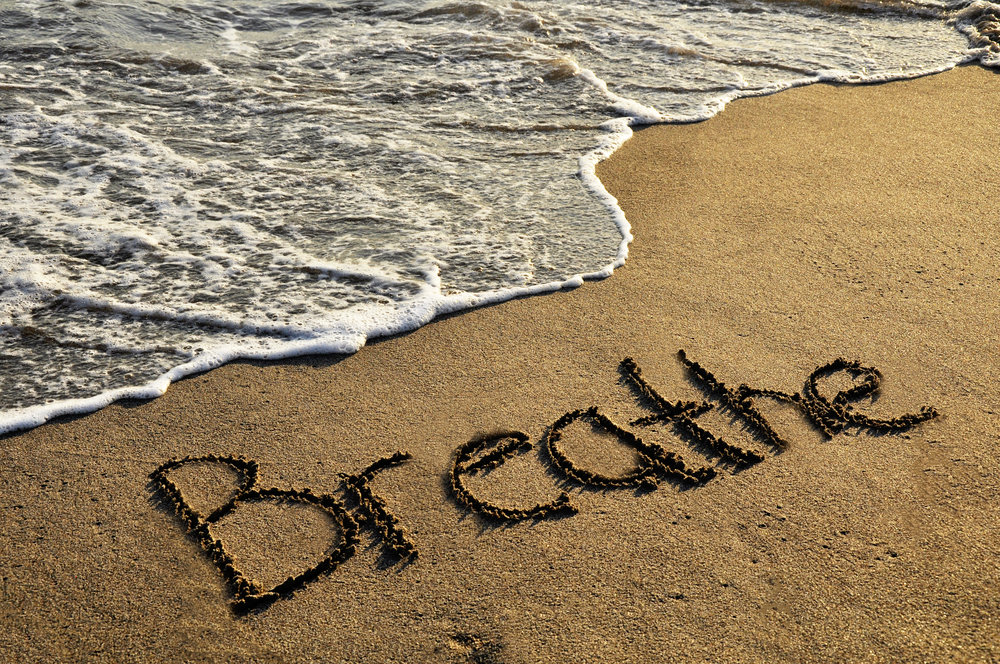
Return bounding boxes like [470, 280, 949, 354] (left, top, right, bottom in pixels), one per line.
[2, 65, 998, 663]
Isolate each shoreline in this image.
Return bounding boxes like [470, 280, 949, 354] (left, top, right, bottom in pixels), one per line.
[2, 65, 998, 663]
[5, 59, 987, 441]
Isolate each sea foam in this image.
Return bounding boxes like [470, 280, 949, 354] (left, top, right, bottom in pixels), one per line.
[0, 0, 995, 434]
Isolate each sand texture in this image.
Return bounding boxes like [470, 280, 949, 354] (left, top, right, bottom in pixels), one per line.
[1, 65, 998, 663]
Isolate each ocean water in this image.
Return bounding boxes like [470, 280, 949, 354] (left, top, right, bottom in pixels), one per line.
[0, 0, 997, 433]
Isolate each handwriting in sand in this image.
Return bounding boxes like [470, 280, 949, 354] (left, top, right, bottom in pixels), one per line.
[150, 349, 938, 612]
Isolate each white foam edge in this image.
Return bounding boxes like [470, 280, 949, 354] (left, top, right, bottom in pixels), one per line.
[1, 50, 993, 437]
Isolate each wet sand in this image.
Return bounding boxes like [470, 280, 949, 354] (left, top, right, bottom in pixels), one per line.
[1, 65, 998, 663]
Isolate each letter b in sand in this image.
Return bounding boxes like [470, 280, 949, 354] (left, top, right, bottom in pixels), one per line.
[150, 455, 358, 613]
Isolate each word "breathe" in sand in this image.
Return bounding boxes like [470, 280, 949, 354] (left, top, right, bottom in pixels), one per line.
[150, 350, 938, 613]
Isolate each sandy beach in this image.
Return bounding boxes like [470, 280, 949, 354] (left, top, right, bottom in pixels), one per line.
[2, 65, 998, 663]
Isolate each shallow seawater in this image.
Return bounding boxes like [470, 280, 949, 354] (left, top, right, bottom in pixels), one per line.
[0, 0, 997, 433]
